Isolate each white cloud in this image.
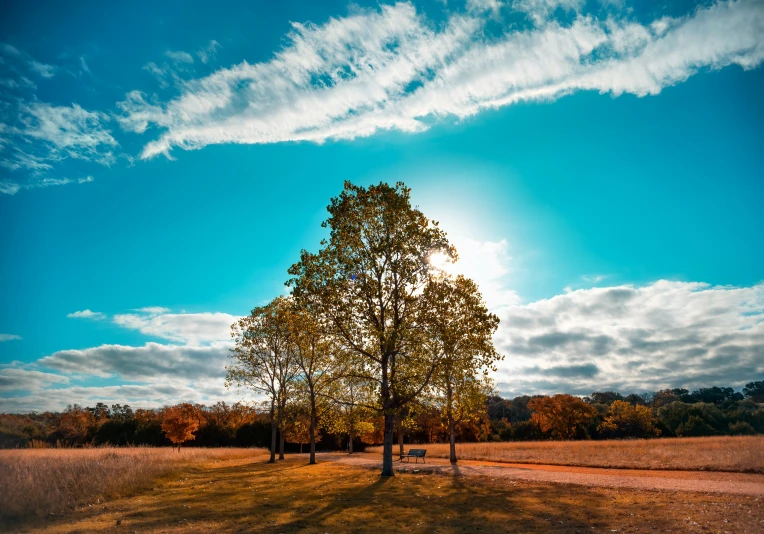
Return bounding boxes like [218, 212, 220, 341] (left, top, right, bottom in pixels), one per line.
[493, 280, 764, 397]
[135, 306, 171, 314]
[512, 0, 586, 24]
[197, 40, 221, 64]
[0, 367, 69, 392]
[28, 60, 56, 78]
[0, 334, 22, 342]
[467, 0, 504, 14]
[39, 341, 231, 381]
[112, 310, 237, 345]
[66, 309, 105, 320]
[117, 0, 764, 160]
[1, 102, 118, 188]
[165, 50, 195, 64]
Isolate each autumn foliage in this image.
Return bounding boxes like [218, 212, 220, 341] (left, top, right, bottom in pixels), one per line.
[528, 394, 596, 440]
[160, 404, 201, 448]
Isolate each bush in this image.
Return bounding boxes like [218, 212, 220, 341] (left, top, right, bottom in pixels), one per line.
[728, 421, 756, 435]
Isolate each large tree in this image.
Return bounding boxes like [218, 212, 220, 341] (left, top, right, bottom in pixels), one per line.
[423, 274, 500, 464]
[288, 181, 454, 476]
[227, 297, 298, 463]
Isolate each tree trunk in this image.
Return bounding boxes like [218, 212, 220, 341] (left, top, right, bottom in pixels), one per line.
[269, 400, 276, 463]
[300, 443, 303, 454]
[348, 431, 354, 454]
[396, 408, 404, 458]
[309, 390, 317, 465]
[279, 433, 285, 460]
[449, 414, 457, 465]
[380, 358, 394, 477]
[448, 384, 457, 465]
[382, 411, 395, 476]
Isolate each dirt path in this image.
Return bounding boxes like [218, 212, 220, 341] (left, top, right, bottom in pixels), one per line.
[322, 453, 764, 496]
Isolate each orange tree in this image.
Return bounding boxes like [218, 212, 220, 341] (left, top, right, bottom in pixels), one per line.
[161, 404, 201, 450]
[528, 394, 596, 440]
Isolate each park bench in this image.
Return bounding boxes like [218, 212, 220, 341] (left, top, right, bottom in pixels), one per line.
[400, 448, 427, 463]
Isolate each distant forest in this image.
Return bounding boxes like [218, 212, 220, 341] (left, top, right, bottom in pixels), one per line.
[1, 382, 762, 449]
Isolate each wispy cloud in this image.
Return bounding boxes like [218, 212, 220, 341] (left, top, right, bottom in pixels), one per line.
[196, 40, 220, 64]
[117, 0, 764, 160]
[165, 50, 194, 64]
[0, 43, 56, 78]
[0, 334, 22, 342]
[0, 101, 116, 194]
[66, 309, 105, 320]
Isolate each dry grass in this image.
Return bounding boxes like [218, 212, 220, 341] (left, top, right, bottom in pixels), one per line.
[368, 436, 764, 473]
[0, 447, 267, 522]
[12, 455, 762, 533]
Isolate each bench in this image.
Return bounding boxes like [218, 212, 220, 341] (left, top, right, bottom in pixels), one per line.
[400, 448, 427, 463]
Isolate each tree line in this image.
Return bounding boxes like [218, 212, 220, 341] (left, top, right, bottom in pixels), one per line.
[2, 381, 761, 450]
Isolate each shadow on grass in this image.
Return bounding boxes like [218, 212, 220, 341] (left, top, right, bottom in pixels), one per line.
[16, 456, 760, 533]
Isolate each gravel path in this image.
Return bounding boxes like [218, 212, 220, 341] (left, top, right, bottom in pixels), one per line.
[320, 453, 764, 496]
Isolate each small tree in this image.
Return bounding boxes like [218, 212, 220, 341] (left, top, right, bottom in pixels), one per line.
[528, 394, 596, 440]
[286, 302, 344, 464]
[423, 274, 500, 464]
[227, 297, 299, 463]
[161, 405, 200, 450]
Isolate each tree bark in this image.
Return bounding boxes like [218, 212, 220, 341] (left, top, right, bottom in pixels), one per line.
[382, 411, 395, 476]
[348, 430, 354, 454]
[448, 384, 457, 465]
[397, 408, 404, 458]
[309, 393, 317, 465]
[279, 433, 285, 460]
[269, 400, 277, 464]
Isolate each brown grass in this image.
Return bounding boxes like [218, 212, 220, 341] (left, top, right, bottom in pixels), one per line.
[367, 436, 764, 473]
[12, 455, 762, 533]
[0, 447, 267, 522]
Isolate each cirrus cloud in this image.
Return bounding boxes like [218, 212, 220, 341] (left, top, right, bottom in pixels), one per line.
[116, 0, 764, 160]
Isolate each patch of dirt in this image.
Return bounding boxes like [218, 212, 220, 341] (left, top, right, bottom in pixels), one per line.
[325, 453, 764, 496]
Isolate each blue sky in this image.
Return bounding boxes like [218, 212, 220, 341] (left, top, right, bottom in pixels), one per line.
[1, 0, 763, 412]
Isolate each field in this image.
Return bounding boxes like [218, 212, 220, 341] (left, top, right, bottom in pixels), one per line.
[0, 447, 268, 522]
[1, 440, 763, 533]
[368, 436, 764, 473]
[2, 452, 763, 533]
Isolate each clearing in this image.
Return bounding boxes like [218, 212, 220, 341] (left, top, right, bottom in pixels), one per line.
[6, 453, 763, 533]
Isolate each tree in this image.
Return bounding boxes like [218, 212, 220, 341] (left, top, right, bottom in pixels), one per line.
[326, 374, 378, 454]
[161, 404, 200, 450]
[286, 302, 344, 465]
[743, 381, 764, 403]
[288, 181, 453, 476]
[424, 274, 500, 464]
[283, 408, 321, 454]
[528, 394, 596, 440]
[597, 400, 660, 438]
[227, 297, 299, 463]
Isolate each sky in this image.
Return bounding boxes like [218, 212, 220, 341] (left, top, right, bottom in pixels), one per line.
[0, 0, 763, 412]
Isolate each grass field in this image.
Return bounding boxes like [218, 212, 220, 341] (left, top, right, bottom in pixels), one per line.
[2, 453, 761, 533]
[0, 447, 268, 522]
[368, 436, 764, 473]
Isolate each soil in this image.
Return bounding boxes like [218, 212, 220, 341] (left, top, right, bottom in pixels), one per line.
[325, 452, 764, 496]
